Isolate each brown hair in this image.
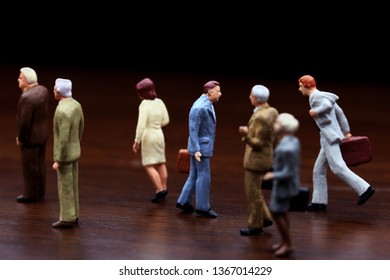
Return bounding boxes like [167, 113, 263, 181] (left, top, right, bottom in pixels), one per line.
[203, 80, 220, 94]
[135, 78, 157, 100]
[298, 75, 316, 89]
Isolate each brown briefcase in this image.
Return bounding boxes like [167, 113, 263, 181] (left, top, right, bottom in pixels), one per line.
[177, 149, 190, 173]
[340, 136, 373, 167]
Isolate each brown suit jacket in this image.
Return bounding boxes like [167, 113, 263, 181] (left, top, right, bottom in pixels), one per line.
[243, 104, 279, 172]
[16, 85, 49, 146]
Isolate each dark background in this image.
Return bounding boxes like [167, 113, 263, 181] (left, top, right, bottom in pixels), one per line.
[1, 3, 389, 83]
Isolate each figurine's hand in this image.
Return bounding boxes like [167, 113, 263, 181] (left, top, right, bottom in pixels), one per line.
[132, 141, 140, 153]
[263, 172, 273, 180]
[239, 126, 248, 136]
[52, 162, 59, 170]
[16, 137, 21, 146]
[195, 151, 202, 162]
[309, 109, 317, 118]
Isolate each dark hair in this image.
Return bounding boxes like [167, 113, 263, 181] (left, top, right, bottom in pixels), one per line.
[135, 77, 157, 100]
[203, 80, 220, 94]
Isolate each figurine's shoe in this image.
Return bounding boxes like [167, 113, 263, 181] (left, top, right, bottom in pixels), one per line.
[16, 195, 40, 203]
[195, 208, 218, 218]
[52, 220, 74, 228]
[151, 191, 167, 203]
[176, 202, 194, 213]
[306, 203, 327, 212]
[162, 190, 168, 197]
[357, 186, 375, 205]
[240, 227, 263, 236]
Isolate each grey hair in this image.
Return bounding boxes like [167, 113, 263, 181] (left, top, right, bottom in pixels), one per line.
[251, 85, 269, 102]
[20, 67, 38, 84]
[277, 113, 299, 133]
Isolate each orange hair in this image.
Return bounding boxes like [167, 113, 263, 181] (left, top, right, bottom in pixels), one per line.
[298, 75, 316, 88]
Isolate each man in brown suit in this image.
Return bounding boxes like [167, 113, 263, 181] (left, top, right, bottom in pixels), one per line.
[16, 67, 49, 202]
[239, 85, 279, 235]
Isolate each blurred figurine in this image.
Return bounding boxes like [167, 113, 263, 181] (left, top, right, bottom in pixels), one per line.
[16, 67, 49, 202]
[263, 113, 301, 257]
[176, 80, 222, 218]
[239, 85, 279, 235]
[298, 75, 375, 211]
[52, 78, 84, 228]
[133, 77, 170, 203]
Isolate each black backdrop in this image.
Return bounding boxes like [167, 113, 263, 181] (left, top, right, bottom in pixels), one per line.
[2, 4, 389, 83]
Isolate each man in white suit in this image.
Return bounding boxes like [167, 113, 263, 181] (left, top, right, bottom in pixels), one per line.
[298, 75, 374, 211]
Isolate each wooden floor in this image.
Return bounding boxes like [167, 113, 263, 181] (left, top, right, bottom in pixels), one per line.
[0, 65, 389, 260]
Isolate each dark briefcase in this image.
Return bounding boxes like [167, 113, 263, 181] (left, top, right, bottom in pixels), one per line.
[289, 186, 309, 211]
[261, 168, 274, 190]
[177, 149, 190, 173]
[340, 136, 373, 167]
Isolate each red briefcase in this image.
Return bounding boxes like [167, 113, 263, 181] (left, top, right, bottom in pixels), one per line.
[177, 149, 190, 173]
[340, 136, 373, 167]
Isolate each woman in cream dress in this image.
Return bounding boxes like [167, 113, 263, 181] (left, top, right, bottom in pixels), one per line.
[132, 78, 170, 202]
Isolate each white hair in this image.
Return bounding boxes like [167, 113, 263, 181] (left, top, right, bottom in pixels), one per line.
[55, 78, 72, 97]
[20, 67, 37, 84]
[251, 85, 269, 102]
[277, 113, 299, 133]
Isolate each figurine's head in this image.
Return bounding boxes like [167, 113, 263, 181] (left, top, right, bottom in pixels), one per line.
[251, 85, 269, 103]
[298, 75, 316, 89]
[20, 67, 37, 84]
[203, 80, 220, 94]
[275, 113, 299, 134]
[136, 78, 157, 100]
[55, 78, 72, 97]
[203, 80, 221, 103]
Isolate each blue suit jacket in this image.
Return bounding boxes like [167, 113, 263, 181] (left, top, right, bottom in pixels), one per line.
[187, 94, 216, 157]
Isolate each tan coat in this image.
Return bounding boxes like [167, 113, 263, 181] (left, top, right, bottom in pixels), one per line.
[243, 104, 279, 172]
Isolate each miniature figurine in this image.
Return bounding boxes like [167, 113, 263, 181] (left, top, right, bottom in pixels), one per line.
[176, 80, 222, 218]
[133, 77, 170, 202]
[263, 113, 301, 257]
[239, 85, 279, 235]
[298, 74, 375, 211]
[16, 67, 49, 202]
[52, 78, 84, 228]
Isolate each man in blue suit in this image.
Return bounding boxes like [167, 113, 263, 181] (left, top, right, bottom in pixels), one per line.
[176, 81, 222, 218]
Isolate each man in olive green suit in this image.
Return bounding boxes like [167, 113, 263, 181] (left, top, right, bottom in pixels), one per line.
[239, 85, 279, 236]
[52, 78, 84, 229]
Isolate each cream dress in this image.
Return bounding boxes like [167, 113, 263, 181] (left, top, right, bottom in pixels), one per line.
[135, 98, 169, 166]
